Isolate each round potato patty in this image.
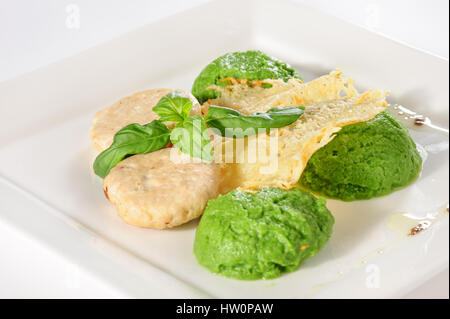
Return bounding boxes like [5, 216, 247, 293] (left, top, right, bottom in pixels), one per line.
[89, 88, 201, 152]
[103, 148, 221, 229]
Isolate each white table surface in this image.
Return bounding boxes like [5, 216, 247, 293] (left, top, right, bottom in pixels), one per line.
[0, 0, 448, 298]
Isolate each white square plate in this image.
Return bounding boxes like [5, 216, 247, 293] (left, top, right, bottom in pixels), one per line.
[0, 0, 448, 298]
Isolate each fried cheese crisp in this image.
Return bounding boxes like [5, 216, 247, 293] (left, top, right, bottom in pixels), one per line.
[89, 88, 201, 152]
[103, 148, 221, 229]
[204, 70, 357, 114]
[209, 70, 389, 191]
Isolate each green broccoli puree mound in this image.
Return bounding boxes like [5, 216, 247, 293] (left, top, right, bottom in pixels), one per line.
[299, 111, 423, 201]
[194, 188, 334, 280]
[192, 50, 301, 104]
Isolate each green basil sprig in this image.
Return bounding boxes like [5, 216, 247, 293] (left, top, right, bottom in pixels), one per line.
[93, 120, 170, 178]
[93, 92, 213, 178]
[153, 93, 213, 162]
[205, 105, 305, 137]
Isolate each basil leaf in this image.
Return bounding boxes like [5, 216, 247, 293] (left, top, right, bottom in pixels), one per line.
[153, 91, 193, 123]
[205, 105, 305, 137]
[93, 120, 170, 178]
[170, 115, 214, 162]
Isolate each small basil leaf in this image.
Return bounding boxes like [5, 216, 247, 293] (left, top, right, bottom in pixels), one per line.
[170, 115, 214, 162]
[153, 91, 193, 123]
[93, 120, 170, 178]
[205, 105, 305, 137]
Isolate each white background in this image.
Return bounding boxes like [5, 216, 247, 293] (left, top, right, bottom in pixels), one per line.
[0, 0, 448, 298]
[1, 0, 449, 83]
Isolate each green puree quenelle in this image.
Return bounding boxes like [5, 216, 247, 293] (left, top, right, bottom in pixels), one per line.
[300, 111, 423, 201]
[194, 188, 334, 280]
[192, 50, 301, 104]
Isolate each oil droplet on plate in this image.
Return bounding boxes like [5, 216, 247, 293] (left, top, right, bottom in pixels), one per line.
[385, 203, 449, 237]
[388, 104, 449, 134]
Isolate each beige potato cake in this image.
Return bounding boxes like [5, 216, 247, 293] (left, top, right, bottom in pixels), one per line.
[89, 88, 201, 152]
[103, 148, 221, 229]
